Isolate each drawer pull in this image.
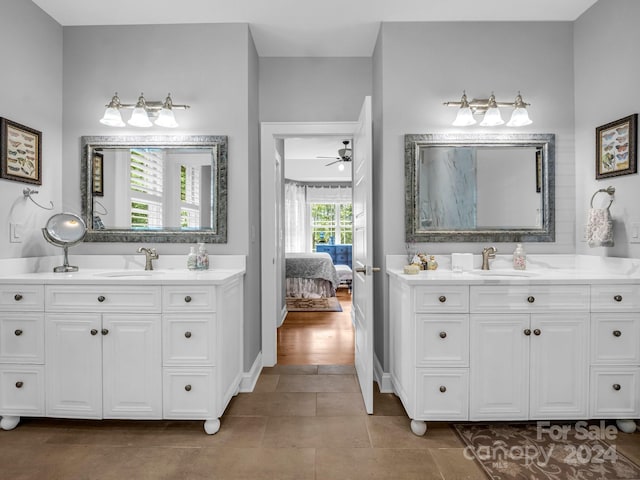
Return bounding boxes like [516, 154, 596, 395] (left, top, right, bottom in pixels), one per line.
[439, 386, 446, 393]
[527, 296, 535, 303]
[185, 331, 192, 339]
[90, 329, 98, 336]
[533, 329, 541, 336]
[97, 296, 106, 303]
[613, 330, 622, 337]
[524, 329, 531, 336]
[613, 384, 621, 391]
[438, 296, 446, 303]
[15, 381, 23, 389]
[439, 331, 447, 339]
[14, 294, 23, 301]
[184, 296, 192, 303]
[101, 328, 109, 336]
[185, 384, 192, 392]
[14, 329, 23, 336]
[614, 295, 623, 302]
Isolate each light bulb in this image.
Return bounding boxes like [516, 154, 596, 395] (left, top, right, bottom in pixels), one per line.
[338, 163, 345, 171]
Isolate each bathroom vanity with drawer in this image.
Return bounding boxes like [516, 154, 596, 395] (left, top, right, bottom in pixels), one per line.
[0, 263, 244, 435]
[387, 255, 640, 436]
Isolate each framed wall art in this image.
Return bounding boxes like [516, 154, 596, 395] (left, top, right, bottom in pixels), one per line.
[596, 113, 637, 179]
[92, 151, 104, 196]
[0, 117, 42, 185]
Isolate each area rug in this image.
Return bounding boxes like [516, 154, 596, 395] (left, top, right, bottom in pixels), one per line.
[286, 296, 342, 312]
[453, 422, 640, 480]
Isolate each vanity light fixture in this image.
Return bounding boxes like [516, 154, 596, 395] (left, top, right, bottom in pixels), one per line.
[99, 92, 190, 128]
[444, 91, 532, 127]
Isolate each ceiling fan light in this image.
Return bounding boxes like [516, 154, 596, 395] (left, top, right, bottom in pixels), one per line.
[337, 162, 345, 171]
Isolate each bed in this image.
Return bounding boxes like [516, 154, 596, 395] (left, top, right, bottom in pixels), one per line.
[285, 252, 340, 298]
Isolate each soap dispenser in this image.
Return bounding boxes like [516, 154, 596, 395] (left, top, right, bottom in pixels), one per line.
[196, 243, 209, 270]
[513, 243, 526, 270]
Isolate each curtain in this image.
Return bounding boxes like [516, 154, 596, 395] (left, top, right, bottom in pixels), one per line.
[284, 181, 308, 253]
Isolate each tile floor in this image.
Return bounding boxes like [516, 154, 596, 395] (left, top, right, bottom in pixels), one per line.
[0, 366, 638, 479]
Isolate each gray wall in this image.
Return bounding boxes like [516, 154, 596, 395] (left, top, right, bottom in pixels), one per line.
[373, 21, 576, 369]
[0, 0, 62, 259]
[62, 23, 261, 370]
[574, 0, 640, 258]
[259, 57, 372, 121]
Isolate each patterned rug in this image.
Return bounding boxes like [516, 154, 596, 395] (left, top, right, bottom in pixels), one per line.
[286, 296, 343, 312]
[453, 422, 640, 480]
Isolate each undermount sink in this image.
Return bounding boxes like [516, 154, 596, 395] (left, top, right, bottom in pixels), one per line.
[93, 270, 165, 278]
[466, 270, 537, 278]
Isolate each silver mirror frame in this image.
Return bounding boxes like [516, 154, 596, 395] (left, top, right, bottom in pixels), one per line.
[81, 135, 227, 243]
[405, 133, 555, 243]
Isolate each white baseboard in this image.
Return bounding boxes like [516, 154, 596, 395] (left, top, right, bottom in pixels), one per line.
[374, 353, 393, 393]
[240, 352, 263, 392]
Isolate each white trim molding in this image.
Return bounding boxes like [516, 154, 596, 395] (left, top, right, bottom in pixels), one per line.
[374, 353, 393, 393]
[240, 352, 263, 392]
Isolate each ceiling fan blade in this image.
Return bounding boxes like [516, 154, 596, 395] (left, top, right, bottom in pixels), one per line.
[325, 159, 343, 166]
[316, 156, 340, 159]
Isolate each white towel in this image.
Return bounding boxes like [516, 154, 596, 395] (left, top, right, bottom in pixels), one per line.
[586, 208, 614, 247]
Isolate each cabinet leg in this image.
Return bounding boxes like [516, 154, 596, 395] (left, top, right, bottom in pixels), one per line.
[616, 419, 637, 434]
[0, 416, 20, 431]
[410, 419, 427, 436]
[204, 418, 221, 435]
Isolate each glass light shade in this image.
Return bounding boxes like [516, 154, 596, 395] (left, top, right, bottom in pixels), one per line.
[452, 107, 476, 126]
[154, 108, 179, 128]
[337, 162, 345, 171]
[128, 107, 152, 127]
[506, 107, 532, 127]
[480, 107, 504, 126]
[99, 107, 125, 127]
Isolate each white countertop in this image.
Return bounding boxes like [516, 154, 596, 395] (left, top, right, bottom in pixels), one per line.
[386, 254, 640, 285]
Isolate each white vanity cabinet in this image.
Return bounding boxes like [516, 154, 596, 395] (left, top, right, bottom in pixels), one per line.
[0, 268, 244, 435]
[589, 284, 640, 430]
[0, 285, 45, 431]
[469, 285, 590, 421]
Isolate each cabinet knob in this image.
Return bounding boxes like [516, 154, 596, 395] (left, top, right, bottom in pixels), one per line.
[613, 384, 621, 391]
[90, 329, 98, 336]
[613, 330, 622, 337]
[15, 381, 23, 389]
[439, 331, 447, 339]
[101, 328, 109, 335]
[439, 386, 446, 393]
[614, 295, 623, 302]
[185, 385, 192, 392]
[97, 296, 106, 303]
[184, 295, 192, 303]
[14, 329, 23, 336]
[185, 331, 192, 339]
[527, 296, 535, 303]
[524, 329, 531, 336]
[533, 329, 541, 336]
[14, 294, 23, 301]
[438, 296, 446, 303]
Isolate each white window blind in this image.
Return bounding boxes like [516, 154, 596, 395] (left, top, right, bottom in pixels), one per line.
[130, 149, 163, 228]
[306, 184, 352, 203]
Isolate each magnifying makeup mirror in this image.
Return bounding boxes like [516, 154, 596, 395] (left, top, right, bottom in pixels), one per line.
[42, 213, 87, 272]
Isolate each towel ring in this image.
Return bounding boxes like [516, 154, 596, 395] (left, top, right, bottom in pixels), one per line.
[590, 186, 615, 209]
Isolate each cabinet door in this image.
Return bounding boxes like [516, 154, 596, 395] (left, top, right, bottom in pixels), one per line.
[470, 314, 529, 420]
[529, 313, 589, 419]
[46, 313, 102, 418]
[102, 314, 162, 419]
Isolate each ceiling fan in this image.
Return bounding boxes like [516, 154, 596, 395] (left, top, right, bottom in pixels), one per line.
[317, 140, 352, 168]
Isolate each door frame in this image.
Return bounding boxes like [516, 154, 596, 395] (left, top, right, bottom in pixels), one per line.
[260, 122, 358, 366]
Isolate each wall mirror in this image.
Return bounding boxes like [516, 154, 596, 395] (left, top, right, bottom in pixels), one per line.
[81, 135, 227, 243]
[405, 133, 555, 242]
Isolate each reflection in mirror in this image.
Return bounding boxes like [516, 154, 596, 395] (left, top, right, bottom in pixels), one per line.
[81, 136, 227, 243]
[405, 134, 555, 243]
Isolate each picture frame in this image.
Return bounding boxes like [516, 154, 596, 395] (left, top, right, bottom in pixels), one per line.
[92, 151, 104, 196]
[0, 117, 42, 185]
[535, 149, 542, 193]
[596, 114, 637, 179]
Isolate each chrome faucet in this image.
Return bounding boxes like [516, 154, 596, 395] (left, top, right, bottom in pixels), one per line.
[481, 246, 497, 270]
[137, 247, 159, 271]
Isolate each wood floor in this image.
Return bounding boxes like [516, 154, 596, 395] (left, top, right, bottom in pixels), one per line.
[277, 288, 354, 365]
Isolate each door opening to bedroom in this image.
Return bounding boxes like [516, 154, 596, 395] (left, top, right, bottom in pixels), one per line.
[278, 137, 355, 365]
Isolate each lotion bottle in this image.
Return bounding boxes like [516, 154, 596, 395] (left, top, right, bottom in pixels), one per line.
[187, 246, 197, 271]
[513, 243, 526, 270]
